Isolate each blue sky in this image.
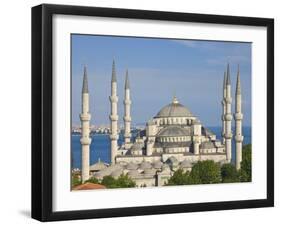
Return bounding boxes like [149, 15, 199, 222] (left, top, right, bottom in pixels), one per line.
[71, 34, 251, 127]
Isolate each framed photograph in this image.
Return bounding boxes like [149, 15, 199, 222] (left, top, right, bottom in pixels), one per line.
[32, 4, 274, 221]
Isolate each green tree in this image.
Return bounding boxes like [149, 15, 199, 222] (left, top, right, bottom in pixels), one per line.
[71, 175, 82, 187]
[115, 174, 136, 188]
[101, 176, 118, 188]
[240, 144, 252, 182]
[100, 174, 136, 188]
[189, 160, 221, 184]
[166, 169, 190, 185]
[221, 163, 240, 183]
[85, 177, 100, 184]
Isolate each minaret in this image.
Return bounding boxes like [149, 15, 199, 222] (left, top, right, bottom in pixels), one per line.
[123, 69, 132, 149]
[224, 63, 232, 163]
[109, 60, 119, 164]
[234, 65, 243, 170]
[80, 66, 91, 182]
[221, 72, 227, 144]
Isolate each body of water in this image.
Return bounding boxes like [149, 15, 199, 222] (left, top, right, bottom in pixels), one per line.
[71, 126, 251, 169]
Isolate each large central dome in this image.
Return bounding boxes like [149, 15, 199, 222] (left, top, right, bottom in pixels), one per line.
[155, 96, 193, 118]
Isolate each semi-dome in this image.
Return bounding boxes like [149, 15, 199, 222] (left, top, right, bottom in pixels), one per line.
[155, 96, 193, 118]
[157, 126, 190, 137]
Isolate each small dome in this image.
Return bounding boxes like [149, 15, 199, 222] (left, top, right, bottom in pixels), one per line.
[180, 159, 192, 168]
[155, 97, 193, 118]
[93, 170, 108, 179]
[126, 162, 138, 170]
[128, 169, 139, 177]
[157, 126, 190, 137]
[153, 161, 163, 169]
[111, 169, 123, 178]
[107, 163, 123, 171]
[90, 160, 107, 171]
[140, 161, 152, 170]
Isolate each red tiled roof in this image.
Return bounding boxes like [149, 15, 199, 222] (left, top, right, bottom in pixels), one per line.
[73, 182, 106, 190]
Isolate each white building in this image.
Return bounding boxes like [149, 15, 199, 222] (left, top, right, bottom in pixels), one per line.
[80, 61, 243, 187]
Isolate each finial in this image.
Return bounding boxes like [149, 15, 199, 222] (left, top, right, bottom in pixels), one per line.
[226, 63, 231, 85]
[125, 69, 130, 89]
[172, 95, 179, 104]
[82, 65, 89, 93]
[236, 64, 241, 95]
[111, 59, 117, 83]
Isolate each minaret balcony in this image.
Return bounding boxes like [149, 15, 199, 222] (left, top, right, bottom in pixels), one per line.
[123, 99, 132, 105]
[224, 133, 233, 139]
[124, 133, 132, 138]
[224, 113, 233, 121]
[123, 116, 132, 122]
[110, 134, 119, 140]
[80, 113, 91, 121]
[235, 135, 244, 142]
[109, 115, 119, 121]
[80, 137, 92, 145]
[109, 96, 118, 102]
[234, 113, 243, 120]
[224, 97, 232, 103]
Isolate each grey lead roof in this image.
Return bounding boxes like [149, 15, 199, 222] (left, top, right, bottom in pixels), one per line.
[236, 65, 241, 95]
[125, 69, 130, 89]
[82, 66, 89, 93]
[111, 60, 117, 83]
[157, 126, 190, 137]
[155, 98, 193, 118]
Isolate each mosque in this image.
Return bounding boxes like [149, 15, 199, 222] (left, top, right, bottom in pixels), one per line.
[79, 61, 243, 187]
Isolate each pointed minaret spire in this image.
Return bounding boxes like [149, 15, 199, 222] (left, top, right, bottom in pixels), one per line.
[125, 69, 130, 89]
[224, 63, 233, 163]
[234, 64, 243, 170]
[109, 60, 119, 164]
[123, 69, 132, 148]
[111, 60, 117, 83]
[80, 66, 91, 182]
[226, 63, 231, 85]
[82, 66, 89, 93]
[236, 65, 241, 95]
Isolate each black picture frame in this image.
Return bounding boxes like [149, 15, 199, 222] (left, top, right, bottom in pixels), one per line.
[32, 3, 274, 222]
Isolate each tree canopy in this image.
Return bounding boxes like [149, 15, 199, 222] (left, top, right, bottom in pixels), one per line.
[167, 145, 252, 186]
